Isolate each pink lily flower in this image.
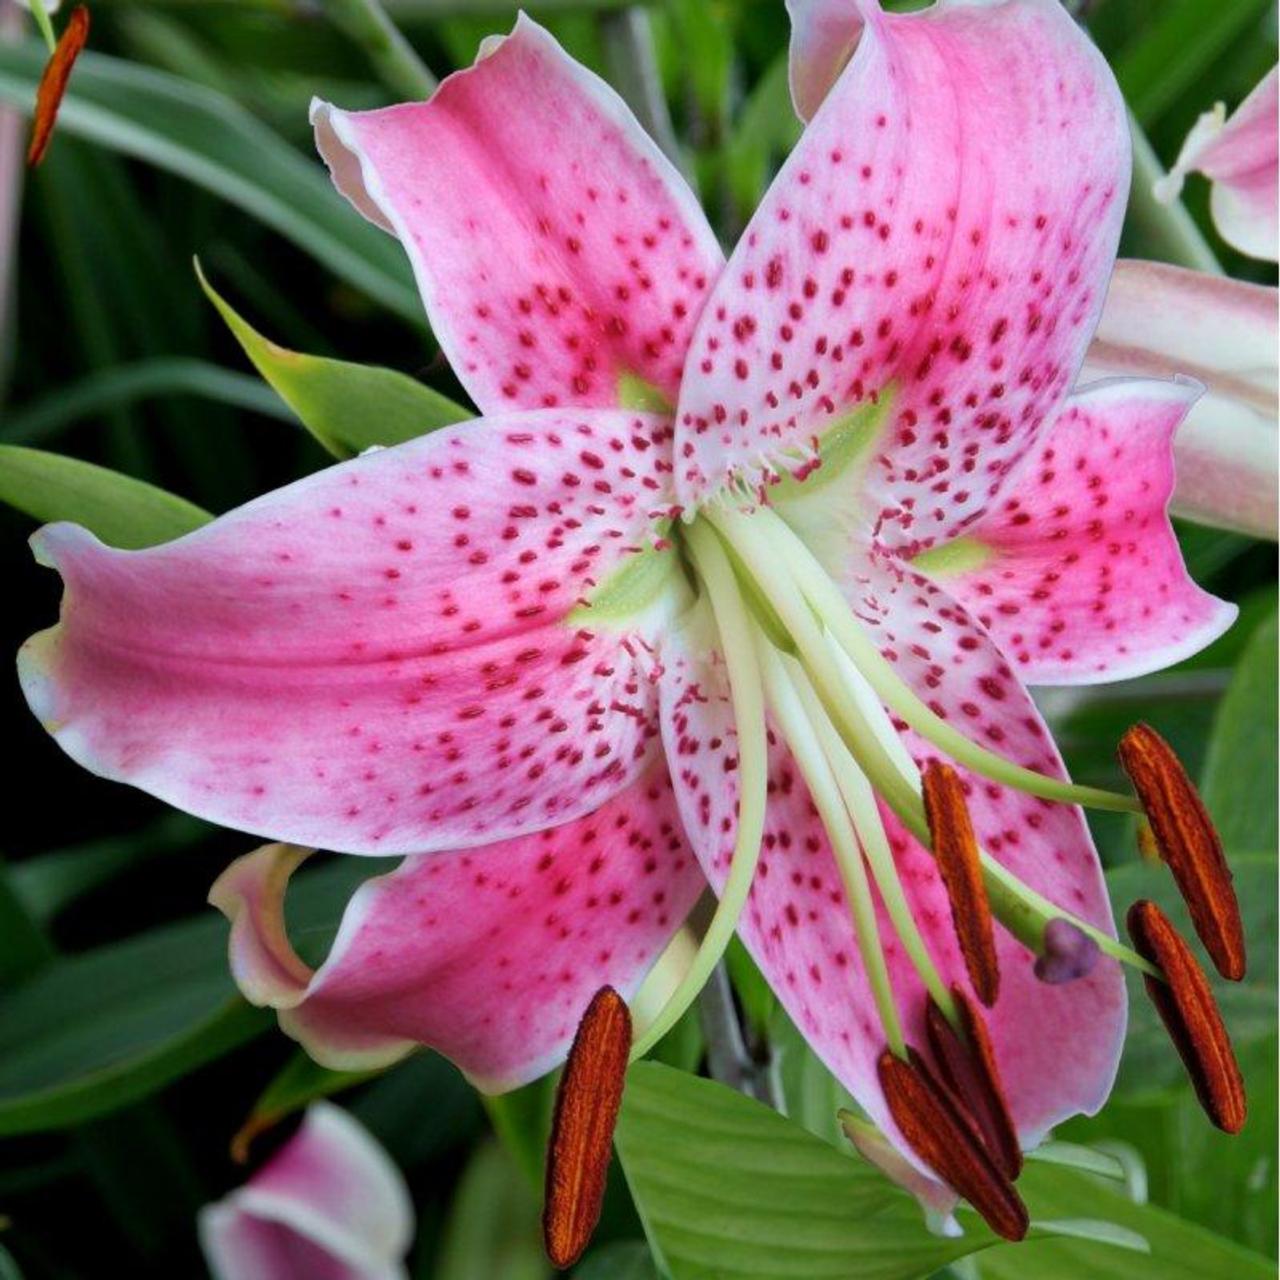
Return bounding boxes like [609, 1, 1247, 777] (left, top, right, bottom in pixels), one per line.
[199, 1102, 413, 1280]
[19, 2, 1237, 1228]
[1155, 65, 1278, 263]
[1083, 260, 1278, 539]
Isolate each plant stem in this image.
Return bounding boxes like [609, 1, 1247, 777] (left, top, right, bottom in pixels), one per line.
[697, 963, 776, 1104]
[1127, 112, 1222, 274]
[321, 0, 436, 100]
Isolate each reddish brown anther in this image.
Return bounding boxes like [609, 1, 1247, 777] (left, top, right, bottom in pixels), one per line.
[922, 760, 999, 1006]
[1127, 900, 1246, 1135]
[543, 986, 631, 1269]
[878, 1048, 1028, 1241]
[26, 6, 90, 167]
[926, 990, 1022, 1181]
[1118, 723, 1244, 981]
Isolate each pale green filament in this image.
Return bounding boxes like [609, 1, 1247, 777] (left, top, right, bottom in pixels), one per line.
[29, 0, 57, 53]
[629, 519, 769, 1059]
[747, 504, 1143, 817]
[790, 663, 959, 1024]
[756, 634, 907, 1058]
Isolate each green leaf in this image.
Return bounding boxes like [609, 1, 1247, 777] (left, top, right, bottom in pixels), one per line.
[1107, 853, 1276, 1095]
[1201, 608, 1278, 851]
[0, 859, 371, 1134]
[616, 1063, 1269, 1280]
[197, 262, 471, 458]
[1, 358, 293, 445]
[430, 1139, 549, 1280]
[0, 445, 211, 548]
[573, 1241, 661, 1279]
[0, 42, 420, 321]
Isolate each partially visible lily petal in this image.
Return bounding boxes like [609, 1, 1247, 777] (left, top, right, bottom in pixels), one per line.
[672, 0, 1128, 528]
[20, 410, 686, 855]
[210, 766, 703, 1088]
[913, 377, 1237, 684]
[313, 14, 722, 415]
[1083, 259, 1278, 539]
[846, 555, 1127, 1148]
[1155, 66, 1278, 261]
[199, 1101, 413, 1280]
[785, 0, 867, 123]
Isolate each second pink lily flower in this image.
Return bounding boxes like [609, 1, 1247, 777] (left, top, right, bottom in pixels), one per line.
[19, 0, 1235, 1212]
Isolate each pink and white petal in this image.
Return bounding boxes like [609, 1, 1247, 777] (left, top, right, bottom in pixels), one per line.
[210, 767, 705, 1089]
[199, 1101, 412, 1280]
[1083, 259, 1278, 539]
[842, 556, 1127, 1145]
[313, 15, 722, 415]
[912, 378, 1237, 685]
[673, 0, 1128, 542]
[659, 610, 974, 1190]
[20, 410, 685, 855]
[785, 0, 868, 123]
[1156, 67, 1278, 262]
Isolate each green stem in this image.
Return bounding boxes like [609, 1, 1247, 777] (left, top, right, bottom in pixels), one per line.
[1127, 113, 1222, 275]
[27, 0, 56, 54]
[630, 520, 769, 1059]
[758, 637, 907, 1057]
[321, 0, 436, 100]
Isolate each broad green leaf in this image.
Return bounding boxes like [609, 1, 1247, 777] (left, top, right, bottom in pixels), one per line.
[2, 358, 292, 445]
[0, 43, 420, 321]
[430, 1139, 549, 1280]
[1107, 853, 1275, 1095]
[1201, 608, 1278, 850]
[483, 1072, 558, 1191]
[574, 1241, 661, 1279]
[0, 859, 371, 1134]
[197, 262, 471, 458]
[0, 1243, 24, 1280]
[0, 445, 211, 548]
[617, 1064, 1272, 1280]
[0, 867, 55, 986]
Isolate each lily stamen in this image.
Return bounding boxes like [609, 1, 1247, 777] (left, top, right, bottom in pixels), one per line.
[1118, 724, 1246, 981]
[877, 1049, 1029, 1242]
[925, 990, 1023, 1182]
[1126, 901, 1247, 1134]
[922, 762, 1001, 1007]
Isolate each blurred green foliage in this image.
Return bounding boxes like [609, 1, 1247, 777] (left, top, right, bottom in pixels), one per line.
[0, 0, 1274, 1276]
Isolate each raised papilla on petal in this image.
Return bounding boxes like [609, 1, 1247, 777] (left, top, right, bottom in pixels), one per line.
[20, 410, 686, 855]
[673, 0, 1129, 536]
[209, 766, 704, 1089]
[313, 14, 723, 416]
[912, 377, 1237, 685]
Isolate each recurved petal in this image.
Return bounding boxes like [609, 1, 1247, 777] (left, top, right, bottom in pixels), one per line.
[913, 377, 1237, 685]
[1082, 259, 1278, 539]
[209, 767, 704, 1089]
[785, 0, 868, 123]
[313, 15, 722, 415]
[1156, 66, 1278, 262]
[199, 1101, 413, 1280]
[20, 410, 686, 855]
[672, 0, 1128, 530]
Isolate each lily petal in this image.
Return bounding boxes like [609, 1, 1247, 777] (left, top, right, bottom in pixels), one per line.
[209, 766, 704, 1089]
[1083, 259, 1278, 539]
[672, 0, 1128, 527]
[785, 0, 867, 123]
[199, 1101, 413, 1280]
[1155, 66, 1278, 262]
[313, 14, 723, 415]
[912, 377, 1237, 685]
[850, 555, 1127, 1144]
[20, 410, 686, 855]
